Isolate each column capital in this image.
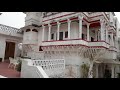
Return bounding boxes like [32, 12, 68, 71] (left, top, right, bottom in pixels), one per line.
[57, 21, 61, 25]
[87, 23, 90, 26]
[67, 18, 71, 23]
[78, 15, 83, 20]
[100, 18, 105, 24]
[48, 24, 51, 27]
[42, 25, 45, 27]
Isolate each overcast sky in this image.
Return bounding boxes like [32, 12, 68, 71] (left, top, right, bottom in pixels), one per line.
[0, 12, 120, 29]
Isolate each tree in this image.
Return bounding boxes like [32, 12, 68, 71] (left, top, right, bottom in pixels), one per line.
[84, 48, 107, 78]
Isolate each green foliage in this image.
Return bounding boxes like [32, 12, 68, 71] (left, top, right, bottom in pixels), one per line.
[117, 73, 120, 78]
[81, 63, 89, 78]
[16, 60, 22, 72]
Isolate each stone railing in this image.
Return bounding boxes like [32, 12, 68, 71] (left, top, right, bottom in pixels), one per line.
[27, 51, 44, 60]
[88, 41, 110, 49]
[21, 59, 49, 78]
[42, 39, 88, 47]
[32, 59, 65, 78]
[42, 40, 110, 49]
[0, 24, 22, 37]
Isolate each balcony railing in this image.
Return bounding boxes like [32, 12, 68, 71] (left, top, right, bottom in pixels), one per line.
[42, 39, 110, 49]
[42, 39, 88, 46]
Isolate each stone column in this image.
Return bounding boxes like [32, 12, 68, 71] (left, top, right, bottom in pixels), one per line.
[42, 25, 45, 41]
[87, 23, 90, 41]
[106, 25, 108, 43]
[78, 15, 83, 39]
[95, 30, 98, 41]
[111, 32, 114, 46]
[100, 18, 105, 41]
[111, 64, 115, 78]
[57, 22, 60, 40]
[67, 19, 71, 39]
[48, 24, 51, 41]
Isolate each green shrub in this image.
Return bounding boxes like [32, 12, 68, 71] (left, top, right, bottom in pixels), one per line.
[81, 63, 89, 78]
[16, 60, 22, 72]
[117, 73, 120, 78]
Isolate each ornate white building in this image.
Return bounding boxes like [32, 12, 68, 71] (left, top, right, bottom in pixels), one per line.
[21, 12, 120, 78]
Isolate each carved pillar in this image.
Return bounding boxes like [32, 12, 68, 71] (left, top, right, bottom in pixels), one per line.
[111, 64, 115, 78]
[78, 15, 83, 39]
[57, 22, 60, 40]
[42, 25, 45, 41]
[105, 25, 108, 43]
[87, 23, 90, 41]
[96, 64, 99, 78]
[67, 19, 71, 39]
[48, 24, 51, 41]
[100, 18, 105, 41]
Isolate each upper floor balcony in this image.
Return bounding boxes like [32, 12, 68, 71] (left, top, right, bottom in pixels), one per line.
[41, 14, 116, 51]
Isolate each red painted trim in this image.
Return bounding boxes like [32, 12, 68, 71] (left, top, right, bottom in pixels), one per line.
[43, 38, 83, 42]
[109, 50, 117, 52]
[110, 46, 117, 49]
[88, 46, 109, 49]
[82, 12, 103, 19]
[88, 40, 110, 45]
[42, 44, 89, 47]
[42, 44, 109, 50]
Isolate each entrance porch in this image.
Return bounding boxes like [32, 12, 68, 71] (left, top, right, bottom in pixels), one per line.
[94, 59, 120, 78]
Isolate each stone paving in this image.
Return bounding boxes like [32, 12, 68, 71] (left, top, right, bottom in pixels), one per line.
[0, 62, 20, 78]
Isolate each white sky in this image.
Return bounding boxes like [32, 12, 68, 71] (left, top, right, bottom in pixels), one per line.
[0, 12, 120, 29]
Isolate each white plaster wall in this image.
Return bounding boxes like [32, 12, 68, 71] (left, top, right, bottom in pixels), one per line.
[47, 51, 90, 78]
[23, 31, 38, 44]
[25, 12, 42, 26]
[103, 51, 117, 59]
[64, 53, 89, 77]
[44, 26, 48, 41]
[0, 34, 22, 61]
[38, 27, 42, 45]
[0, 35, 6, 61]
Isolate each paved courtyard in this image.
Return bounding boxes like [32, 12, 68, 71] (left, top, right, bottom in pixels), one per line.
[0, 62, 20, 78]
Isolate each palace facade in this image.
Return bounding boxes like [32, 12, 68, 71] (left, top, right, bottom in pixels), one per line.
[21, 12, 120, 78]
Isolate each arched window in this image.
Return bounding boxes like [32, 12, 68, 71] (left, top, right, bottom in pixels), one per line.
[32, 29, 38, 32]
[26, 29, 31, 32]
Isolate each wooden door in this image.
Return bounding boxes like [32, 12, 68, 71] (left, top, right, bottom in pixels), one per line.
[4, 41, 15, 60]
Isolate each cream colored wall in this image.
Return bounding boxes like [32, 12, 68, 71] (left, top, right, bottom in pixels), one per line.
[0, 34, 22, 61]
